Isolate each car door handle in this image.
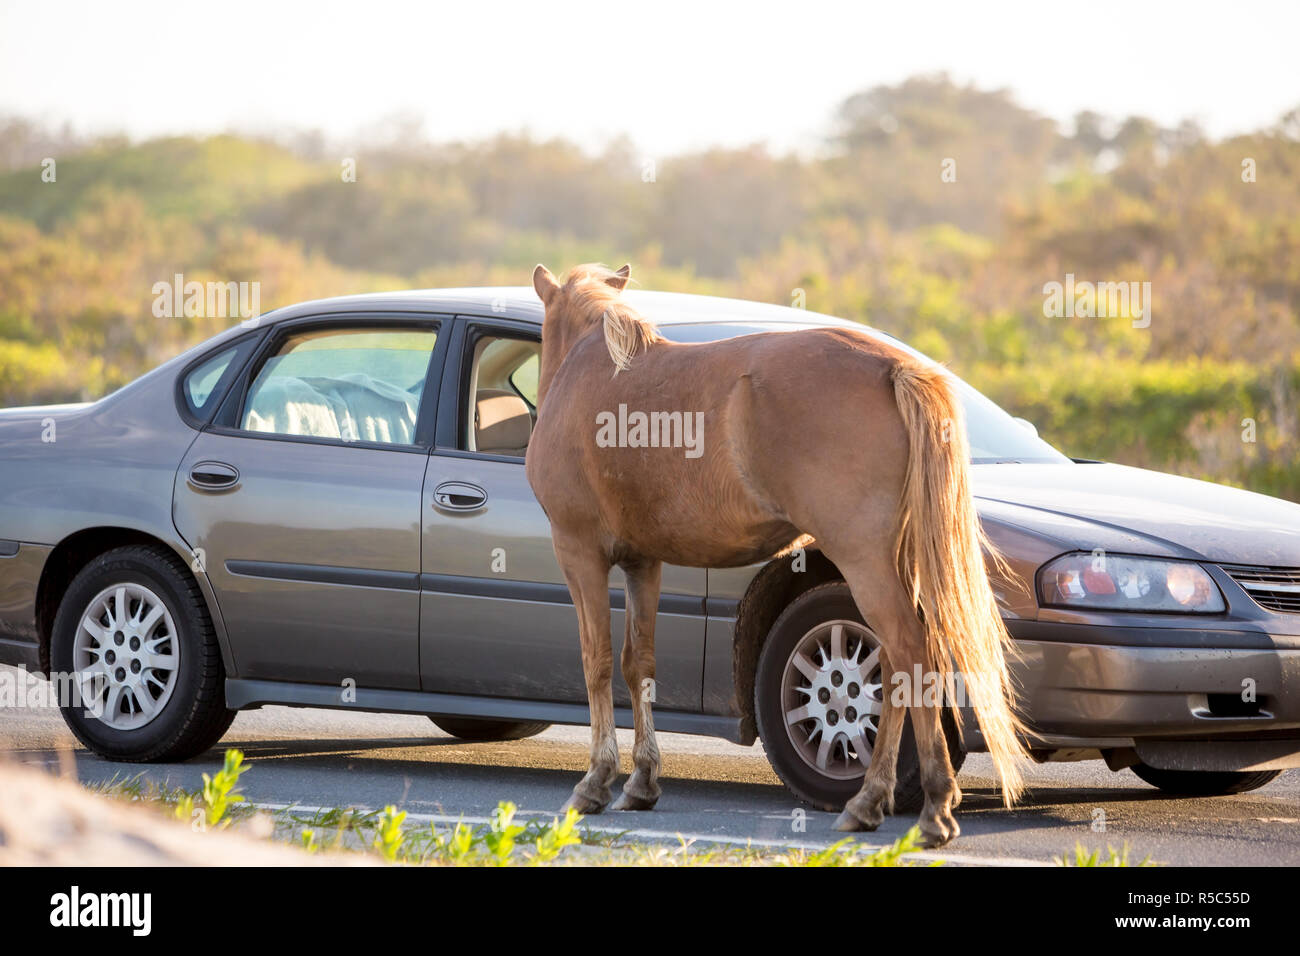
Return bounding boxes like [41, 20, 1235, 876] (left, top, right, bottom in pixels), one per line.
[432, 480, 487, 512]
[188, 461, 240, 491]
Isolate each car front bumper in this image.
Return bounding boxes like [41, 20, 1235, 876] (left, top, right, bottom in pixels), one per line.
[977, 618, 1300, 771]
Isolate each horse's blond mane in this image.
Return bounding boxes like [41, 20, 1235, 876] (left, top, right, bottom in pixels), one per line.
[560, 264, 663, 373]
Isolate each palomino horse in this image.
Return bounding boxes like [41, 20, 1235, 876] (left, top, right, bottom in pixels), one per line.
[525, 263, 1025, 846]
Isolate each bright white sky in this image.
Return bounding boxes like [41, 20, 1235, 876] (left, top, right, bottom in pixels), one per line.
[3, 0, 1297, 155]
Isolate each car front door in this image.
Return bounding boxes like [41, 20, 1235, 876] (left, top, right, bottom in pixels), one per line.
[418, 317, 708, 710]
[173, 315, 447, 690]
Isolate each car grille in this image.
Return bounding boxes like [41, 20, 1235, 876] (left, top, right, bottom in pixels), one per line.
[1220, 564, 1300, 613]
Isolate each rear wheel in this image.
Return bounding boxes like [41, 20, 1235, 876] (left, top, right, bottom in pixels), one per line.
[755, 582, 964, 813]
[1130, 763, 1282, 796]
[429, 716, 550, 742]
[50, 545, 235, 762]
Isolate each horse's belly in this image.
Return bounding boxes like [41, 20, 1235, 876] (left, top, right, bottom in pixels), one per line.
[611, 484, 803, 568]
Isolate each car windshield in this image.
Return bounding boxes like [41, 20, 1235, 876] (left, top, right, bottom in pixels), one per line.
[951, 379, 1067, 463]
[659, 321, 1069, 465]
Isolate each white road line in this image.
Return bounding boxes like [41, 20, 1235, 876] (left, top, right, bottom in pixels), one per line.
[250, 801, 1052, 867]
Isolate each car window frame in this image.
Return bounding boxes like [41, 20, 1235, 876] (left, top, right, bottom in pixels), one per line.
[433, 315, 541, 462]
[207, 312, 451, 454]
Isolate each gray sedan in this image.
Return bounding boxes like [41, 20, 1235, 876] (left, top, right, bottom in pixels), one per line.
[2, 288, 1298, 811]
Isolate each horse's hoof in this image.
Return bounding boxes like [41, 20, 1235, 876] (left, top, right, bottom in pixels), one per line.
[561, 792, 608, 815]
[832, 810, 862, 832]
[611, 790, 659, 811]
[917, 828, 952, 849]
[833, 808, 879, 832]
[917, 815, 958, 848]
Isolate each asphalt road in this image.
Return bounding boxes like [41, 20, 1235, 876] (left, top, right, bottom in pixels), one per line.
[3, 677, 1297, 866]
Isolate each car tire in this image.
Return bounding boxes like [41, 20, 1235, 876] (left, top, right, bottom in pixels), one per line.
[756, 581, 964, 813]
[429, 716, 551, 741]
[1130, 763, 1282, 796]
[50, 545, 235, 762]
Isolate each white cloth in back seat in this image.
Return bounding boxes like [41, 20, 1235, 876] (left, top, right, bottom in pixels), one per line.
[244, 372, 419, 445]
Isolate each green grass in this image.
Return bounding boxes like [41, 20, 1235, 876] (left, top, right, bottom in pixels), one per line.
[1056, 842, 1159, 867]
[199, 748, 247, 827]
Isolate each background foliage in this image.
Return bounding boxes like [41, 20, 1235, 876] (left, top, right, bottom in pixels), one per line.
[3, 75, 1299, 497]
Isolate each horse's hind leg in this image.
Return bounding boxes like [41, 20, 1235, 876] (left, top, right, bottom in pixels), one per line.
[833, 648, 902, 832]
[907, 694, 962, 846]
[554, 536, 619, 814]
[835, 559, 961, 847]
[612, 558, 662, 811]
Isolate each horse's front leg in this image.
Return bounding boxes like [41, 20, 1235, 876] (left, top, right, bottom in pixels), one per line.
[612, 559, 663, 810]
[555, 539, 618, 814]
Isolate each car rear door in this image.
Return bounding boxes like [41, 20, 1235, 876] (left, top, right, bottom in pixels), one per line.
[417, 316, 708, 710]
[173, 314, 448, 690]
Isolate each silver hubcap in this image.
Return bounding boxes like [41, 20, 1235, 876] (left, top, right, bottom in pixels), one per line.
[781, 619, 883, 780]
[73, 583, 180, 730]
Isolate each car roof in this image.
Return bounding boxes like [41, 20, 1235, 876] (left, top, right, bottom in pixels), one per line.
[260, 287, 869, 333]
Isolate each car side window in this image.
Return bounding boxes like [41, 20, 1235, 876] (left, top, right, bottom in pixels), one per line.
[183, 346, 239, 417]
[462, 333, 540, 457]
[241, 327, 438, 446]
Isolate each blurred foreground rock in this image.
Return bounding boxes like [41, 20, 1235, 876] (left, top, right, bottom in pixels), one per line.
[0, 758, 368, 866]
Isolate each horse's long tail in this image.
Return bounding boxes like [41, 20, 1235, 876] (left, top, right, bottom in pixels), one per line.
[891, 360, 1027, 807]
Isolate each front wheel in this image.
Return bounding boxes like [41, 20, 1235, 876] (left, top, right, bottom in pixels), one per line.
[50, 545, 235, 762]
[755, 582, 964, 813]
[1130, 763, 1282, 796]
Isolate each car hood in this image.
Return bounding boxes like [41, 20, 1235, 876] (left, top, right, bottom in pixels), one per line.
[973, 462, 1300, 567]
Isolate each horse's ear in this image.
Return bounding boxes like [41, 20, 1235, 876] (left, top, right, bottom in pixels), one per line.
[606, 263, 631, 292]
[533, 264, 560, 306]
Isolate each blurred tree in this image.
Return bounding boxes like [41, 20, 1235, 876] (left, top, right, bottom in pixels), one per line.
[2, 86, 1300, 496]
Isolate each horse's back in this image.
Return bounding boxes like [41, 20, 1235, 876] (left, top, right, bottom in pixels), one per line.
[529, 325, 914, 564]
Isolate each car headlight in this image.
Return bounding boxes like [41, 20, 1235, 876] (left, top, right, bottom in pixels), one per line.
[1038, 552, 1225, 613]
